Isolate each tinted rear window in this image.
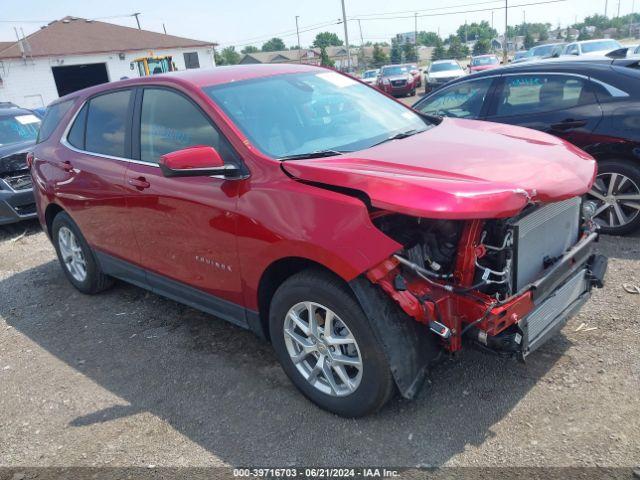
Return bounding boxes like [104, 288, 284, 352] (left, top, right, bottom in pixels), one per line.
[85, 90, 131, 158]
[67, 104, 88, 149]
[37, 100, 73, 143]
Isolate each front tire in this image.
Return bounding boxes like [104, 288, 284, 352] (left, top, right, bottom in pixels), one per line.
[587, 160, 640, 235]
[52, 211, 114, 294]
[269, 270, 395, 417]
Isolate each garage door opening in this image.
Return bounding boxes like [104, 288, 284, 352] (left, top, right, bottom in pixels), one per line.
[52, 63, 109, 97]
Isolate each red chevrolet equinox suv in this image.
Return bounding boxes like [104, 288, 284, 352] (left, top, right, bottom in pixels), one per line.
[31, 64, 606, 416]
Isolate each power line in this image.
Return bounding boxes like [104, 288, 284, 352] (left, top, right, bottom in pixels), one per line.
[217, 18, 342, 48]
[352, 0, 569, 21]
[352, 0, 506, 18]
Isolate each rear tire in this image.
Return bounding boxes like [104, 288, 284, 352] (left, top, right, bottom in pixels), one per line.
[587, 160, 640, 236]
[269, 270, 395, 417]
[51, 211, 114, 294]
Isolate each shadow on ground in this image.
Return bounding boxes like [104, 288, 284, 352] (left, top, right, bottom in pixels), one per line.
[1, 259, 569, 466]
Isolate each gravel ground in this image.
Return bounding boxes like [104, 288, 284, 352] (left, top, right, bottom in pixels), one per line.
[0, 218, 638, 472]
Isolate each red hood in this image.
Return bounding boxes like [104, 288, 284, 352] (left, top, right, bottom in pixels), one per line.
[281, 118, 596, 220]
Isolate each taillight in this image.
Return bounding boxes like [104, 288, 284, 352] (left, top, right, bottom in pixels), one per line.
[26, 152, 35, 169]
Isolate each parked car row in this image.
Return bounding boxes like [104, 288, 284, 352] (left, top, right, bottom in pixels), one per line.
[414, 55, 640, 235]
[358, 63, 421, 97]
[512, 38, 624, 64]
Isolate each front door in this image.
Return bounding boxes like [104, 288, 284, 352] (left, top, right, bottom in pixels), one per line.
[124, 87, 246, 313]
[486, 74, 603, 149]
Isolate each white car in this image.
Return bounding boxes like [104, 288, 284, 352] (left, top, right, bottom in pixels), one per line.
[424, 60, 466, 92]
[360, 69, 379, 86]
[563, 39, 622, 57]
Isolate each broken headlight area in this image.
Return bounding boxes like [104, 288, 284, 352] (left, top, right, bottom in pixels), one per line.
[368, 198, 602, 357]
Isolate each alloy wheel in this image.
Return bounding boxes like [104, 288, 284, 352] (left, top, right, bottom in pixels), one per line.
[283, 301, 363, 397]
[58, 226, 87, 282]
[588, 172, 640, 230]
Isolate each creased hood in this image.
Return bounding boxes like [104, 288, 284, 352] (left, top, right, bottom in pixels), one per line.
[282, 118, 596, 219]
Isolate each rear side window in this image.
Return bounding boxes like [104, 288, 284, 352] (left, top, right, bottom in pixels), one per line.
[495, 75, 594, 117]
[37, 100, 73, 143]
[67, 104, 88, 149]
[85, 90, 131, 158]
[139, 88, 223, 164]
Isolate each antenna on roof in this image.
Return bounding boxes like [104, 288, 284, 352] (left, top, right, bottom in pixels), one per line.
[132, 12, 142, 30]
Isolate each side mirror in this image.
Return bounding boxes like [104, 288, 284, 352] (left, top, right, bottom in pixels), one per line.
[159, 146, 239, 178]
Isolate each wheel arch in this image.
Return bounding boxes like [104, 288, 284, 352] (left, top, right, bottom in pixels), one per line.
[44, 203, 65, 238]
[256, 256, 348, 341]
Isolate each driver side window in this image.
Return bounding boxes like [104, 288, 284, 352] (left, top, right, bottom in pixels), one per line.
[415, 78, 493, 119]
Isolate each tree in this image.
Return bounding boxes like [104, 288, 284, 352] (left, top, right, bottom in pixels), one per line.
[261, 37, 286, 52]
[402, 43, 417, 63]
[390, 39, 402, 64]
[447, 35, 469, 59]
[312, 32, 343, 49]
[319, 46, 334, 67]
[417, 31, 441, 47]
[289, 45, 301, 50]
[524, 32, 535, 50]
[241, 45, 259, 54]
[431, 39, 447, 61]
[372, 43, 388, 67]
[220, 46, 241, 65]
[214, 49, 224, 65]
[457, 21, 497, 43]
[473, 38, 491, 55]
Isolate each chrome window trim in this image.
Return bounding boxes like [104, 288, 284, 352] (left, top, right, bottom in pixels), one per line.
[59, 97, 249, 179]
[60, 96, 161, 169]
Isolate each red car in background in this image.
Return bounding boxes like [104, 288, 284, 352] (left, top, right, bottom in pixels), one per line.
[30, 64, 605, 417]
[376, 64, 417, 96]
[469, 54, 501, 73]
[407, 64, 422, 88]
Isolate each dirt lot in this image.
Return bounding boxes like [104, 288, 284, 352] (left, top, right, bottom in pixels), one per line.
[1, 211, 639, 472]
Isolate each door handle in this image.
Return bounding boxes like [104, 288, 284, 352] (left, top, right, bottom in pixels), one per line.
[127, 176, 150, 190]
[57, 160, 73, 172]
[551, 119, 588, 131]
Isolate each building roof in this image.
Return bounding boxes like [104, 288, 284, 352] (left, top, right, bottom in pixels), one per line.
[0, 16, 215, 60]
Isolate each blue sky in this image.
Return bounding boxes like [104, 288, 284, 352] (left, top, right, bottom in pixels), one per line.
[0, 0, 625, 49]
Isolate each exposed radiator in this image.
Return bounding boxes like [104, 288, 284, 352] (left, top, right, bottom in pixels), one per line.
[513, 197, 581, 290]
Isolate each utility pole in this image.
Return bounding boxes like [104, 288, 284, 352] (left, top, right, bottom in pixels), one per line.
[358, 19, 365, 67]
[503, 0, 508, 63]
[492, 10, 494, 29]
[617, 0, 621, 17]
[340, 0, 352, 71]
[295, 16, 301, 63]
[133, 12, 141, 30]
[414, 13, 418, 50]
[605, 0, 608, 17]
[162, 23, 167, 34]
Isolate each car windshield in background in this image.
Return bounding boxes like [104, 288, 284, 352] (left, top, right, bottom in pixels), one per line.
[472, 56, 499, 66]
[205, 71, 430, 159]
[0, 113, 41, 146]
[430, 62, 462, 72]
[363, 70, 378, 78]
[381, 66, 409, 76]
[582, 40, 621, 53]
[531, 45, 555, 56]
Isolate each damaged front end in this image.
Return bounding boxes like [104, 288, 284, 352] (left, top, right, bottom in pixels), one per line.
[355, 197, 606, 398]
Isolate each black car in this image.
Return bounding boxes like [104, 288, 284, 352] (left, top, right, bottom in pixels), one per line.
[0, 107, 42, 225]
[413, 57, 640, 235]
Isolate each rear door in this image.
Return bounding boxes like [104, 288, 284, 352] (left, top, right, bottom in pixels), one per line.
[52, 89, 141, 269]
[485, 73, 603, 148]
[124, 86, 247, 314]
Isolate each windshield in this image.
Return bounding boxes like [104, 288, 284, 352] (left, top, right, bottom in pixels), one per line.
[0, 113, 40, 147]
[381, 65, 409, 76]
[429, 62, 462, 72]
[531, 45, 555, 57]
[471, 56, 499, 66]
[204, 71, 430, 159]
[363, 70, 378, 78]
[581, 40, 621, 53]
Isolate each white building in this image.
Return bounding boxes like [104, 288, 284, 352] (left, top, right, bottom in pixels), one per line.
[0, 16, 217, 109]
